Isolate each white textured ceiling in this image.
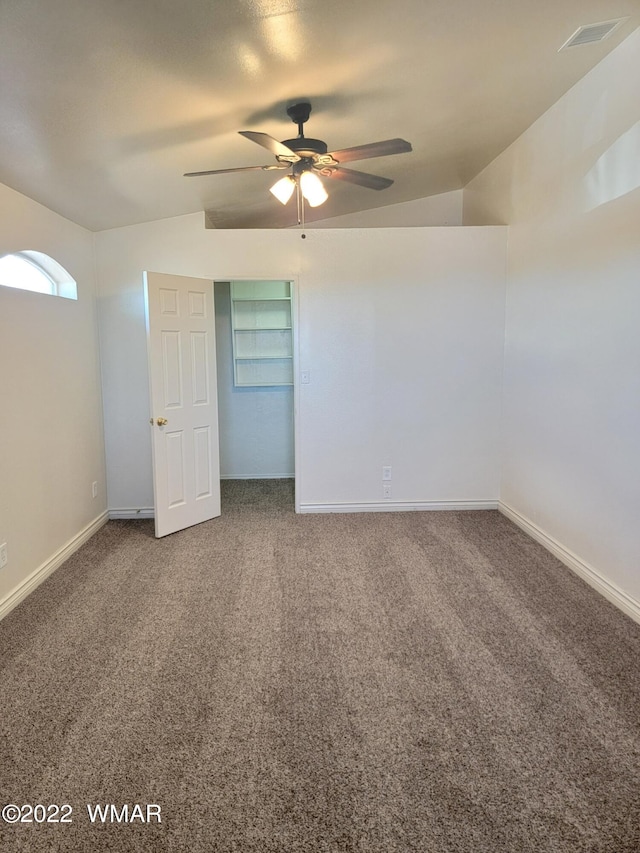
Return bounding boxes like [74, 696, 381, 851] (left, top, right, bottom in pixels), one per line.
[0, 0, 638, 230]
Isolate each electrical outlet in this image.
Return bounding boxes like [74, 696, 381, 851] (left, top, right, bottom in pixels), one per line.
[92, 481, 98, 499]
[383, 484, 392, 500]
[382, 466, 392, 481]
[0, 543, 7, 569]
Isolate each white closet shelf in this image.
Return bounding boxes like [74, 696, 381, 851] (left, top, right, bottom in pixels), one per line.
[230, 281, 293, 387]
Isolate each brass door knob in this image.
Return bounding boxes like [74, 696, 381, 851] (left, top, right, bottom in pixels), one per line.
[156, 417, 168, 426]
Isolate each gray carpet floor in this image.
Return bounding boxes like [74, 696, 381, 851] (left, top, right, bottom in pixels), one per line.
[1, 479, 639, 852]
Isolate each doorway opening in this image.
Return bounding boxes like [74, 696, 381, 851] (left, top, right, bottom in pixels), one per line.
[214, 280, 296, 509]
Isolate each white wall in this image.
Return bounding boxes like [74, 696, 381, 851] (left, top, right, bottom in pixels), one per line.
[0, 183, 107, 615]
[95, 218, 506, 512]
[214, 282, 294, 478]
[464, 29, 640, 614]
[296, 228, 506, 508]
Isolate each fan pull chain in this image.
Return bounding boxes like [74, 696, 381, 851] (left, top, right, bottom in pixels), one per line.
[296, 179, 304, 227]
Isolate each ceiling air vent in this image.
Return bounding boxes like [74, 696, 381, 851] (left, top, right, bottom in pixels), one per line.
[559, 18, 628, 50]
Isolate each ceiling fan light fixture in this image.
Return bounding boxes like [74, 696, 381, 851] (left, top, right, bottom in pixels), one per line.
[299, 170, 328, 207]
[269, 175, 296, 204]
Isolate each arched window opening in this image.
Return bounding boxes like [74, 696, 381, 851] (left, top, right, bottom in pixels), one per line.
[0, 251, 78, 300]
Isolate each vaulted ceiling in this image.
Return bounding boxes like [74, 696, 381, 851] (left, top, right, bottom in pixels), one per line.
[1, 0, 638, 230]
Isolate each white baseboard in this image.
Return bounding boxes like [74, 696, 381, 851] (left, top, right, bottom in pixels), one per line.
[299, 499, 498, 514]
[109, 508, 155, 520]
[499, 502, 640, 625]
[220, 474, 294, 480]
[0, 511, 109, 623]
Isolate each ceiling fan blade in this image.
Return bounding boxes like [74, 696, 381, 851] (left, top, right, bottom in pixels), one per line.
[184, 164, 288, 177]
[328, 138, 412, 164]
[325, 167, 393, 190]
[239, 131, 300, 160]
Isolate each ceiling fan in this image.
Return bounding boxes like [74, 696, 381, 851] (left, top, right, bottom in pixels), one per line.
[184, 102, 412, 218]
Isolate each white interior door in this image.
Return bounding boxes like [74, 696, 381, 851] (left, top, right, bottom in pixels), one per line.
[144, 271, 221, 537]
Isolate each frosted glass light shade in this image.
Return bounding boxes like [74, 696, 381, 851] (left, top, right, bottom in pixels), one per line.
[299, 171, 328, 207]
[269, 175, 296, 204]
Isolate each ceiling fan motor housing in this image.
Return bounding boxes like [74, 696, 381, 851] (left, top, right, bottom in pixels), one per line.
[281, 137, 328, 158]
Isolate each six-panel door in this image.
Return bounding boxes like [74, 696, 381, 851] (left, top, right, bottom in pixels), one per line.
[144, 271, 221, 537]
